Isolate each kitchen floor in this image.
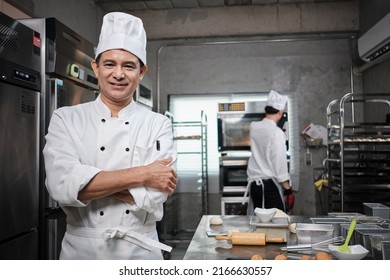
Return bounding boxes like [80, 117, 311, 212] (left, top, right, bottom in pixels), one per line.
[166, 241, 190, 260]
[159, 220, 195, 260]
[161, 231, 193, 260]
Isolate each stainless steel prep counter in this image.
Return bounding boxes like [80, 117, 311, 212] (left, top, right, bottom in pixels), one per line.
[183, 215, 310, 260]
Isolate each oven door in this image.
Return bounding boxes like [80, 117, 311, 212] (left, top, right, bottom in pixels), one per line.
[217, 113, 264, 151]
[220, 158, 249, 193]
[221, 197, 249, 215]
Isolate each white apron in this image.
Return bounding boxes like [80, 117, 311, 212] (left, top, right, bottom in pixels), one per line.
[60, 224, 171, 260]
[244, 177, 285, 215]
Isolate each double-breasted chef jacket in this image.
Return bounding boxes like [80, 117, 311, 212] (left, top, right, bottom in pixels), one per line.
[43, 95, 177, 259]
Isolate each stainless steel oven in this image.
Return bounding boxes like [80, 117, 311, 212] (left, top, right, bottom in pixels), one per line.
[221, 197, 249, 215]
[219, 156, 249, 215]
[220, 157, 248, 193]
[217, 101, 288, 152]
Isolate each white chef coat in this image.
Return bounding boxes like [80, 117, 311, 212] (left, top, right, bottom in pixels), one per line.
[43, 95, 177, 260]
[245, 118, 290, 213]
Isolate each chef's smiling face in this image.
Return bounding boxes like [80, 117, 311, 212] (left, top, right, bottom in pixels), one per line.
[92, 49, 148, 110]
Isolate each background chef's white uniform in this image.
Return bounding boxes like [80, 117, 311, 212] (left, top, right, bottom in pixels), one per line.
[43, 96, 177, 259]
[246, 117, 290, 214]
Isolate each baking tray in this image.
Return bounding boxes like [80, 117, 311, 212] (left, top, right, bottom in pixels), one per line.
[310, 217, 349, 224]
[382, 241, 390, 260]
[249, 216, 289, 228]
[354, 228, 390, 258]
[328, 212, 364, 218]
[363, 203, 390, 219]
[353, 215, 386, 224]
[295, 223, 334, 244]
[369, 234, 390, 260]
[340, 223, 382, 243]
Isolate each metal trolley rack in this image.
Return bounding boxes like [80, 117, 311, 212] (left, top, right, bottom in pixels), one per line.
[160, 111, 208, 253]
[326, 93, 390, 212]
[172, 110, 209, 215]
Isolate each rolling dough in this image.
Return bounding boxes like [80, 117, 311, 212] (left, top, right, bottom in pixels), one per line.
[288, 223, 297, 233]
[209, 216, 223, 225]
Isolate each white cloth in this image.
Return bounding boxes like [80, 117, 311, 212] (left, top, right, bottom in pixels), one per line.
[43, 95, 176, 259]
[245, 118, 290, 214]
[266, 90, 288, 110]
[95, 12, 147, 64]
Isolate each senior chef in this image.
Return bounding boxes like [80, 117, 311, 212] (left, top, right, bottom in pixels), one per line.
[245, 90, 294, 214]
[43, 12, 177, 260]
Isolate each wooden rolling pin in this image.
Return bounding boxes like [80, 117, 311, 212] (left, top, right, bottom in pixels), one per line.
[215, 232, 285, 246]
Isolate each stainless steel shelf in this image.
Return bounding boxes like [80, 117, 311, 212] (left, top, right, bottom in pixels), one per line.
[161, 111, 209, 245]
[326, 93, 390, 213]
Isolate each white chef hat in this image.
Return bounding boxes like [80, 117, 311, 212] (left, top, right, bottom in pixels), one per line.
[95, 12, 147, 64]
[266, 90, 288, 111]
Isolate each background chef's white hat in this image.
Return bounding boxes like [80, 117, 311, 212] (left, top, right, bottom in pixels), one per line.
[266, 90, 288, 110]
[95, 12, 147, 64]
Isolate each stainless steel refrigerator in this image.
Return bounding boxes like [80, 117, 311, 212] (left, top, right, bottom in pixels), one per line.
[0, 12, 41, 259]
[19, 17, 99, 259]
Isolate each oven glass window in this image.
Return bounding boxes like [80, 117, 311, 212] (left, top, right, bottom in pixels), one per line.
[224, 202, 248, 215]
[218, 113, 264, 151]
[224, 167, 247, 186]
[218, 112, 288, 152]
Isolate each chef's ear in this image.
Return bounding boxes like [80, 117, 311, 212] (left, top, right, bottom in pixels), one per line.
[140, 64, 148, 80]
[91, 59, 99, 78]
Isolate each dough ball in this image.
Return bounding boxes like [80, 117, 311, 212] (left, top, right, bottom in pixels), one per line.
[315, 251, 332, 260]
[288, 223, 297, 233]
[274, 254, 288, 260]
[209, 216, 223, 225]
[250, 254, 263, 260]
[300, 255, 312, 260]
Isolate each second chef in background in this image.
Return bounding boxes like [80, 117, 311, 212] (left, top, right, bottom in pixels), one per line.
[246, 90, 294, 214]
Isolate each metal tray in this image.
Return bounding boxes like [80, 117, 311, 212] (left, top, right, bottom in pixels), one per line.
[382, 241, 390, 260]
[369, 234, 390, 260]
[249, 216, 289, 228]
[354, 228, 390, 258]
[328, 212, 364, 218]
[295, 223, 334, 244]
[340, 223, 382, 244]
[354, 216, 386, 224]
[310, 217, 349, 224]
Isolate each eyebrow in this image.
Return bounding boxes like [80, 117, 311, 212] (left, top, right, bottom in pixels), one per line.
[101, 59, 138, 66]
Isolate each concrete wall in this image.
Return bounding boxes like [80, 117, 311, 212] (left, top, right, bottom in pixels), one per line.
[0, 0, 30, 18]
[134, 1, 358, 40]
[1, 0, 103, 44]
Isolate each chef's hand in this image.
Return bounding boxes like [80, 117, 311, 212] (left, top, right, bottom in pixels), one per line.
[144, 157, 177, 195]
[284, 188, 295, 213]
[111, 190, 134, 203]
